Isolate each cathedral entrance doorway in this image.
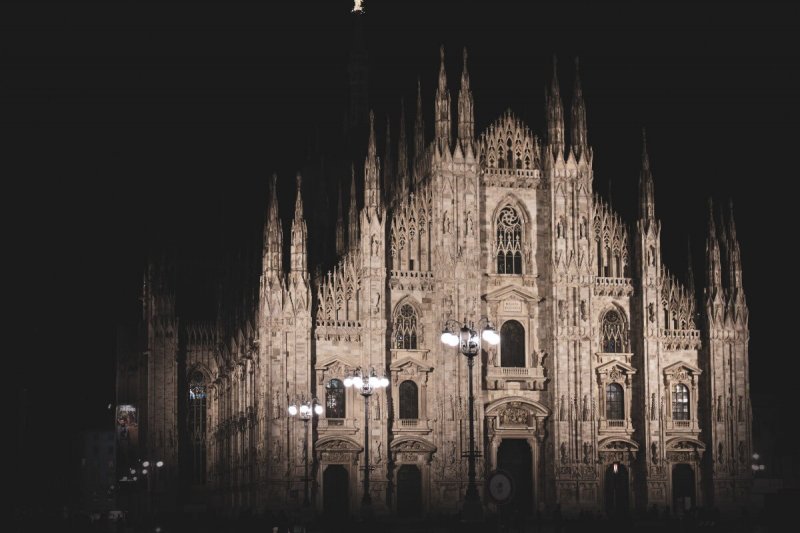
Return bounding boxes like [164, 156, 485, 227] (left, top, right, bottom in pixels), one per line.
[323, 465, 349, 519]
[497, 439, 533, 514]
[672, 464, 695, 514]
[604, 463, 629, 516]
[396, 464, 423, 518]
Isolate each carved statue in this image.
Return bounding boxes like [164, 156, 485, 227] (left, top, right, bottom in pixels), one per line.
[580, 300, 587, 322]
[718, 442, 724, 463]
[648, 303, 655, 323]
[651, 442, 659, 465]
[560, 442, 568, 464]
[466, 210, 474, 235]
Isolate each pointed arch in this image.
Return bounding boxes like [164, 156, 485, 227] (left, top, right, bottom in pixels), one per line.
[492, 195, 531, 276]
[599, 304, 629, 353]
[393, 297, 422, 349]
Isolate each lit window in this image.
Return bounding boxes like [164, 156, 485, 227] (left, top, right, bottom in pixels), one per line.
[673, 384, 690, 421]
[326, 379, 346, 419]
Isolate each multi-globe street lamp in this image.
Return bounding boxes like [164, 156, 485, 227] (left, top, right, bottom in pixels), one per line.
[288, 397, 324, 506]
[440, 317, 500, 521]
[342, 367, 389, 519]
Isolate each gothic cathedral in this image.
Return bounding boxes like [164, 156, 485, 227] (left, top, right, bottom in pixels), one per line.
[116, 46, 752, 518]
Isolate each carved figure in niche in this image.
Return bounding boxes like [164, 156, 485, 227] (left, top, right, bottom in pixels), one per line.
[582, 396, 588, 421]
[560, 442, 568, 464]
[371, 291, 381, 315]
[580, 300, 587, 322]
[559, 395, 565, 421]
[651, 442, 659, 465]
[738, 441, 745, 464]
[373, 439, 383, 465]
[718, 442, 724, 463]
[579, 217, 587, 239]
[648, 245, 656, 266]
[466, 211, 474, 235]
[272, 438, 282, 464]
[648, 303, 655, 323]
[539, 350, 548, 369]
[448, 395, 456, 421]
[583, 442, 593, 464]
[717, 396, 723, 422]
[490, 347, 499, 366]
[558, 300, 565, 323]
[738, 396, 743, 421]
[556, 216, 566, 239]
[443, 211, 452, 235]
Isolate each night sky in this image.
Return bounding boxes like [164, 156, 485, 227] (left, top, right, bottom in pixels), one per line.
[5, 0, 798, 493]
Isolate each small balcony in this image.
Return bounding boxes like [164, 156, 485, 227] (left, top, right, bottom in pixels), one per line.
[485, 366, 547, 391]
[392, 418, 432, 435]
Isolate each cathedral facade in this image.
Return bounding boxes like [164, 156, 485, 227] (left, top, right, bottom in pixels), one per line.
[116, 47, 752, 518]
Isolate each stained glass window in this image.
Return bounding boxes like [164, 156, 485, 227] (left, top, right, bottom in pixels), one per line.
[394, 304, 418, 349]
[496, 206, 523, 274]
[602, 310, 627, 353]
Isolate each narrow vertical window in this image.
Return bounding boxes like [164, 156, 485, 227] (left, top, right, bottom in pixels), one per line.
[606, 383, 624, 420]
[326, 379, 346, 419]
[673, 384, 690, 421]
[399, 380, 419, 419]
[500, 320, 525, 367]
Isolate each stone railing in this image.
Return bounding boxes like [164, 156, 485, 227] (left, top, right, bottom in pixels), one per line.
[486, 366, 547, 391]
[594, 277, 634, 297]
[607, 419, 625, 428]
[660, 329, 701, 350]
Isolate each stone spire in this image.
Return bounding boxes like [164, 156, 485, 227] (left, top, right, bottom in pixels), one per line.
[289, 172, 307, 276]
[545, 55, 564, 159]
[457, 47, 474, 148]
[414, 77, 426, 186]
[687, 236, 696, 298]
[570, 57, 588, 160]
[383, 114, 393, 202]
[263, 173, 283, 275]
[397, 97, 409, 194]
[364, 110, 381, 213]
[335, 182, 345, 257]
[638, 129, 656, 225]
[348, 164, 359, 252]
[434, 45, 452, 153]
[705, 199, 724, 305]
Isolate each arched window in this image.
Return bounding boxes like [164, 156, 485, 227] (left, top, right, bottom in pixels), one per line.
[326, 379, 346, 419]
[399, 380, 419, 419]
[394, 304, 418, 349]
[672, 384, 690, 421]
[606, 383, 624, 420]
[500, 320, 525, 367]
[188, 371, 207, 484]
[496, 206, 523, 274]
[602, 310, 627, 353]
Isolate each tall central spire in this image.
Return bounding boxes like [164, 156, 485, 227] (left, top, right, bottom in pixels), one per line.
[263, 173, 283, 275]
[290, 172, 307, 275]
[434, 45, 452, 153]
[705, 199, 723, 301]
[414, 77, 426, 187]
[546, 55, 564, 159]
[570, 57, 588, 160]
[397, 98, 409, 194]
[638, 129, 656, 224]
[457, 47, 474, 148]
[364, 110, 381, 213]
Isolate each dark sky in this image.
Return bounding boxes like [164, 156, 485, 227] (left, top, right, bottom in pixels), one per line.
[5, 0, 798, 484]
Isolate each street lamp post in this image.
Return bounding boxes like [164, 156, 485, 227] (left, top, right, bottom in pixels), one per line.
[342, 367, 389, 519]
[440, 317, 500, 522]
[288, 397, 324, 506]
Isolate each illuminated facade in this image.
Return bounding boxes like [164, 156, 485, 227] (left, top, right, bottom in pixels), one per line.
[116, 47, 752, 518]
